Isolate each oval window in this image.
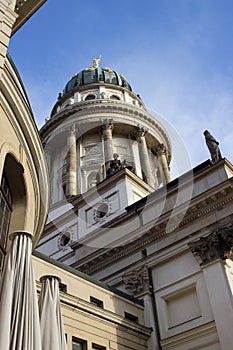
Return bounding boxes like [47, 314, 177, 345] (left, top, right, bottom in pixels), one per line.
[59, 231, 71, 248]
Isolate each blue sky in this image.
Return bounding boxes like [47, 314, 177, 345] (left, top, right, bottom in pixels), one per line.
[9, 0, 233, 177]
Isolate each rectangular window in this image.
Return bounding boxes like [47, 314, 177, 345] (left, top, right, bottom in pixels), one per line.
[72, 337, 87, 350]
[124, 312, 139, 323]
[59, 282, 67, 293]
[92, 344, 106, 350]
[90, 296, 104, 309]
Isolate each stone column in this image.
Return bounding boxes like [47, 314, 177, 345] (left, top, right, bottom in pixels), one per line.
[136, 126, 154, 188]
[123, 266, 161, 350]
[189, 225, 233, 350]
[67, 124, 77, 196]
[101, 120, 114, 172]
[155, 143, 170, 184]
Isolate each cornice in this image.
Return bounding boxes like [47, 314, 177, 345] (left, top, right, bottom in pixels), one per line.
[12, 0, 47, 34]
[35, 281, 151, 337]
[75, 179, 233, 274]
[40, 99, 172, 155]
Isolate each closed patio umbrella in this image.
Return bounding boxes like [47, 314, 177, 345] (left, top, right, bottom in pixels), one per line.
[39, 275, 67, 350]
[0, 231, 42, 350]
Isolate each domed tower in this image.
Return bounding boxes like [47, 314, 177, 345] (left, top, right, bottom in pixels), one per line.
[39, 59, 172, 251]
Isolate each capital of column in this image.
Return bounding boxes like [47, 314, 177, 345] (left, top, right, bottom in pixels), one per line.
[155, 143, 167, 156]
[188, 224, 233, 266]
[101, 120, 113, 133]
[69, 124, 76, 136]
[39, 275, 62, 284]
[9, 230, 33, 241]
[136, 126, 147, 138]
[123, 265, 151, 296]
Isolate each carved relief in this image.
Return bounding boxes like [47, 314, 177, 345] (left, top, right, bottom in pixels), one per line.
[189, 224, 233, 266]
[84, 145, 98, 156]
[123, 266, 151, 295]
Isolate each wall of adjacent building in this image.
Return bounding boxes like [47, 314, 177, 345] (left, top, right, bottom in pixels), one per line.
[33, 253, 151, 350]
[0, 53, 49, 258]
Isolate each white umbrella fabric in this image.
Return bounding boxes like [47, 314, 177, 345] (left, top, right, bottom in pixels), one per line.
[0, 231, 42, 350]
[39, 275, 67, 350]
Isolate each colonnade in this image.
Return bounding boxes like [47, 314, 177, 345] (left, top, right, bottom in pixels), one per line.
[65, 122, 170, 196]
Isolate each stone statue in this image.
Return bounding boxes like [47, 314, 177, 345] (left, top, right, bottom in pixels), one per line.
[106, 154, 136, 177]
[204, 130, 222, 164]
[107, 153, 122, 177]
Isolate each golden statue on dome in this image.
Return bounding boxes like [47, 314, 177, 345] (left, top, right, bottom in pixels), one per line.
[86, 55, 102, 71]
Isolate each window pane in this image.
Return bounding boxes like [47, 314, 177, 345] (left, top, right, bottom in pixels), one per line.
[90, 296, 104, 308]
[72, 338, 87, 350]
[72, 343, 83, 350]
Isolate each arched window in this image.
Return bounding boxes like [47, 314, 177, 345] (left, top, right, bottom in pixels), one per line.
[88, 172, 100, 189]
[85, 94, 96, 101]
[110, 95, 120, 100]
[0, 154, 26, 271]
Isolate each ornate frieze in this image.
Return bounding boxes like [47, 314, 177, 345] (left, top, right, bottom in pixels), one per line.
[123, 266, 151, 295]
[189, 224, 233, 266]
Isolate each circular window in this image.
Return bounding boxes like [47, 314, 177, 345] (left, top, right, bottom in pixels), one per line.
[58, 229, 73, 250]
[96, 203, 109, 218]
[85, 94, 96, 101]
[60, 234, 70, 247]
[93, 199, 112, 223]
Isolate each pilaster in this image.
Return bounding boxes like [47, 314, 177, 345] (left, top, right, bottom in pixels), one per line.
[0, 1, 17, 78]
[123, 266, 161, 350]
[189, 225, 233, 350]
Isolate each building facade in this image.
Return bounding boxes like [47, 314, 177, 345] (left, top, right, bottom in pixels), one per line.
[37, 59, 233, 350]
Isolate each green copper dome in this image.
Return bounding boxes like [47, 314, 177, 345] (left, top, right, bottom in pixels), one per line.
[62, 62, 132, 97]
